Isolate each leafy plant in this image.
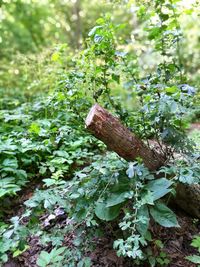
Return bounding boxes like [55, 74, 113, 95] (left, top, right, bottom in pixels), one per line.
[37, 247, 66, 267]
[186, 236, 200, 265]
[37, 247, 92, 267]
[0, 1, 199, 266]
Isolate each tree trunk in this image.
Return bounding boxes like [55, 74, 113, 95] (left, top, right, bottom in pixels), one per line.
[85, 104, 200, 218]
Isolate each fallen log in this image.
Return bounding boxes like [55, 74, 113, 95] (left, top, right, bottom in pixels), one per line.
[85, 104, 166, 170]
[85, 104, 200, 218]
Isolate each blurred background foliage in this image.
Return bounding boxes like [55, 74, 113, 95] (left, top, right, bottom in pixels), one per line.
[0, 0, 132, 103]
[0, 0, 199, 103]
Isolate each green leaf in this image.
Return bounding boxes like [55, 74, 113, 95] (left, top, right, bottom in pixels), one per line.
[150, 202, 179, 227]
[141, 191, 154, 205]
[43, 178, 57, 187]
[88, 26, 102, 36]
[77, 257, 91, 267]
[29, 122, 41, 135]
[191, 236, 200, 252]
[51, 52, 60, 62]
[50, 247, 66, 258]
[179, 168, 197, 184]
[112, 74, 120, 83]
[136, 205, 150, 235]
[51, 255, 64, 263]
[95, 202, 121, 221]
[160, 13, 169, 21]
[13, 245, 29, 257]
[53, 150, 69, 158]
[165, 86, 178, 94]
[106, 192, 132, 207]
[37, 251, 51, 266]
[186, 255, 200, 264]
[170, 101, 178, 113]
[148, 27, 161, 40]
[36, 258, 47, 267]
[2, 158, 18, 168]
[1, 254, 8, 263]
[148, 256, 156, 267]
[146, 178, 173, 201]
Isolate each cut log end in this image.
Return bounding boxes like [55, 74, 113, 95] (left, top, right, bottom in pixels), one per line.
[85, 103, 100, 127]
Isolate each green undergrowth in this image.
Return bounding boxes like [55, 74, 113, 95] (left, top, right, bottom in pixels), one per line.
[0, 5, 200, 267]
[189, 129, 200, 150]
[0, 93, 103, 201]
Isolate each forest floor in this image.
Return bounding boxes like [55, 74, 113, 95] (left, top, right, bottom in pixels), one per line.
[3, 124, 200, 267]
[4, 197, 200, 267]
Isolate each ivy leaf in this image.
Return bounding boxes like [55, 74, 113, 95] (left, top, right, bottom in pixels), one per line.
[150, 202, 179, 228]
[95, 202, 121, 221]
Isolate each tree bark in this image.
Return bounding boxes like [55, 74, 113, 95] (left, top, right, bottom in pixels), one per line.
[85, 104, 200, 218]
[86, 104, 166, 171]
